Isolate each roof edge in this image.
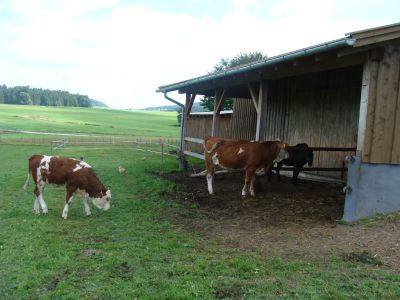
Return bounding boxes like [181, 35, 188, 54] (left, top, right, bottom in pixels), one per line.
[157, 38, 355, 93]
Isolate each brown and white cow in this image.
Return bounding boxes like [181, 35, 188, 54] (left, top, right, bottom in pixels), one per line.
[23, 155, 111, 219]
[204, 137, 289, 196]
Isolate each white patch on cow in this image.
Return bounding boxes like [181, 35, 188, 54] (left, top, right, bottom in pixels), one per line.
[33, 197, 40, 214]
[38, 194, 48, 213]
[76, 189, 89, 198]
[73, 161, 92, 172]
[37, 155, 52, 184]
[275, 148, 289, 162]
[211, 152, 219, 165]
[38, 179, 46, 190]
[237, 147, 244, 155]
[249, 176, 256, 196]
[255, 168, 266, 176]
[206, 173, 214, 194]
[62, 196, 73, 219]
[73, 164, 82, 172]
[91, 189, 111, 211]
[83, 197, 91, 216]
[40, 155, 52, 170]
[80, 161, 91, 168]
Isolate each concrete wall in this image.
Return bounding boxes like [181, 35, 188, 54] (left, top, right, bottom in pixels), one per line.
[343, 155, 400, 221]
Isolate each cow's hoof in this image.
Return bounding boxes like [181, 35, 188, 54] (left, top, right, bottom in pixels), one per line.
[62, 215, 68, 220]
[86, 213, 92, 217]
[33, 210, 40, 215]
[42, 210, 48, 214]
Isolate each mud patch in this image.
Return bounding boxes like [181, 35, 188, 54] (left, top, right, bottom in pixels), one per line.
[161, 169, 400, 269]
[342, 251, 383, 266]
[213, 285, 245, 299]
[79, 249, 101, 257]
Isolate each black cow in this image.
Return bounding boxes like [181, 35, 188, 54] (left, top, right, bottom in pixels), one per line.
[267, 143, 313, 184]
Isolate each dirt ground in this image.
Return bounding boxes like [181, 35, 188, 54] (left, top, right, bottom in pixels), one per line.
[162, 168, 400, 269]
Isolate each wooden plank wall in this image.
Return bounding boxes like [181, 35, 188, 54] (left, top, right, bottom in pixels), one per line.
[285, 67, 362, 177]
[363, 41, 400, 164]
[230, 99, 257, 140]
[184, 66, 363, 178]
[185, 114, 232, 153]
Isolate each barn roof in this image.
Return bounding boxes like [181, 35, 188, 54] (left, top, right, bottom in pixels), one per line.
[157, 22, 400, 98]
[157, 38, 354, 96]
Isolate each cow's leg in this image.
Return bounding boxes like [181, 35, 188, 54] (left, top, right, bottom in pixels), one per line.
[249, 175, 256, 196]
[205, 161, 215, 195]
[62, 189, 75, 220]
[292, 165, 302, 184]
[35, 180, 48, 214]
[33, 186, 40, 214]
[242, 168, 256, 196]
[276, 162, 282, 182]
[83, 196, 91, 217]
[267, 164, 273, 182]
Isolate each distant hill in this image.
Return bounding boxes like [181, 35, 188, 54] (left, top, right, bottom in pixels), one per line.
[90, 99, 108, 107]
[142, 102, 209, 112]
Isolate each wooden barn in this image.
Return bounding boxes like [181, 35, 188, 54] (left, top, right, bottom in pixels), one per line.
[157, 23, 400, 221]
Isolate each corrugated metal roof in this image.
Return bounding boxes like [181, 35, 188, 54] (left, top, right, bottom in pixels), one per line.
[157, 37, 355, 93]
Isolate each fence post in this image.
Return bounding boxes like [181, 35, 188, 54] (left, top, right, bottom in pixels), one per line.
[160, 138, 164, 162]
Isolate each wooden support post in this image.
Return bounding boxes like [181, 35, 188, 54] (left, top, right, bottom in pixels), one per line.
[247, 83, 259, 113]
[255, 80, 268, 141]
[182, 93, 193, 153]
[211, 89, 228, 136]
[186, 93, 196, 116]
[358, 53, 379, 159]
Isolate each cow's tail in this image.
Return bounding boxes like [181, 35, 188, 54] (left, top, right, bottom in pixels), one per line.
[205, 140, 224, 154]
[23, 172, 31, 191]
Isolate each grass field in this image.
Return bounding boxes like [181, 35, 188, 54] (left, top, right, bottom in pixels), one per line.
[1, 145, 400, 299]
[0, 104, 180, 138]
[1, 105, 399, 299]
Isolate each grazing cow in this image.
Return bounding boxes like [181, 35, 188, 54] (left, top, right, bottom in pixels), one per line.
[267, 143, 314, 184]
[23, 155, 111, 219]
[204, 137, 289, 196]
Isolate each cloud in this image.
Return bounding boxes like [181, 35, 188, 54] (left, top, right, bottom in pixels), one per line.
[0, 0, 398, 109]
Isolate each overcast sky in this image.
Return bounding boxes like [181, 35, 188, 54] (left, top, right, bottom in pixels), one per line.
[0, 0, 398, 109]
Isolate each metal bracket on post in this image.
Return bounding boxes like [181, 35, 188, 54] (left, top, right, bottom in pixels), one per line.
[343, 185, 353, 195]
[345, 155, 356, 164]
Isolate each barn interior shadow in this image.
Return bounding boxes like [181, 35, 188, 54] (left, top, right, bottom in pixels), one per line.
[159, 169, 348, 257]
[163, 170, 345, 227]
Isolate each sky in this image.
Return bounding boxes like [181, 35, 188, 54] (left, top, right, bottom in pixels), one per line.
[0, 0, 398, 109]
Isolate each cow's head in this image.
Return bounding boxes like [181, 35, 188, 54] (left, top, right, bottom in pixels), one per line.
[275, 142, 290, 162]
[91, 189, 111, 210]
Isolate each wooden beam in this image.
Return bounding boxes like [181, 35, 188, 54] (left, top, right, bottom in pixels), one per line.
[183, 150, 204, 160]
[255, 80, 268, 141]
[181, 93, 192, 152]
[184, 137, 204, 144]
[185, 93, 196, 115]
[247, 83, 259, 112]
[212, 89, 221, 136]
[215, 88, 228, 114]
[358, 54, 379, 159]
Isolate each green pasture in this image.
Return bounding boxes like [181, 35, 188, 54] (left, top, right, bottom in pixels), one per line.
[0, 104, 180, 138]
[0, 144, 399, 299]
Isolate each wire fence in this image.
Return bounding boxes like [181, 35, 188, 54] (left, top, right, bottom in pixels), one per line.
[0, 132, 180, 161]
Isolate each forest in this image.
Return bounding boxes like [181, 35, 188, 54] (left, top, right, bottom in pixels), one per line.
[0, 84, 94, 107]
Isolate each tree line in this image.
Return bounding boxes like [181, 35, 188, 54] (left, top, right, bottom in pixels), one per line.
[0, 84, 92, 107]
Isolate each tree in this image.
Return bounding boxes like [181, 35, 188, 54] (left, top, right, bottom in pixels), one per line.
[200, 51, 267, 111]
[17, 92, 32, 105]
